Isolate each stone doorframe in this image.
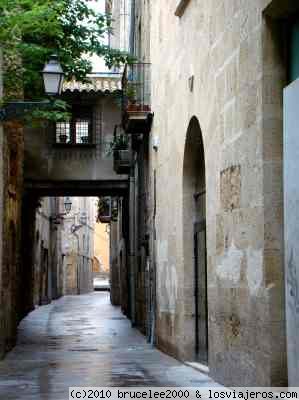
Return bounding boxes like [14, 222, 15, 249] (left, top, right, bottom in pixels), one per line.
[182, 116, 207, 362]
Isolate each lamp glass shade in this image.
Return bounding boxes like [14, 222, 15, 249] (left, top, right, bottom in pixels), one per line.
[80, 212, 87, 225]
[43, 55, 64, 95]
[64, 197, 72, 214]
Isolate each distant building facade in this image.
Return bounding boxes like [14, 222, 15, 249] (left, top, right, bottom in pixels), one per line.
[33, 196, 96, 303]
[61, 197, 96, 295]
[93, 222, 110, 276]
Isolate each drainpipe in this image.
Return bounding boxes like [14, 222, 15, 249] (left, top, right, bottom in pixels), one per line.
[150, 169, 157, 346]
[129, 0, 135, 55]
[72, 231, 80, 295]
[129, 163, 136, 325]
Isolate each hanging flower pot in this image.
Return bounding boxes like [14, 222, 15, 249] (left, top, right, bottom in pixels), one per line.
[81, 136, 89, 144]
[97, 197, 112, 223]
[113, 149, 131, 174]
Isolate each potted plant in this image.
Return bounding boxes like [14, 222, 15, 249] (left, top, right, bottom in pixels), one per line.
[97, 197, 112, 223]
[81, 136, 89, 144]
[125, 83, 141, 112]
[114, 148, 131, 173]
[59, 134, 68, 143]
[108, 133, 131, 174]
[107, 133, 129, 155]
[125, 83, 137, 104]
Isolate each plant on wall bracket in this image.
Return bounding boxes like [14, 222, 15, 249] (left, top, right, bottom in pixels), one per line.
[107, 127, 129, 156]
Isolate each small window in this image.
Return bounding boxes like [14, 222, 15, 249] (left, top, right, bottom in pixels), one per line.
[55, 107, 93, 145]
[56, 122, 71, 144]
[75, 119, 91, 144]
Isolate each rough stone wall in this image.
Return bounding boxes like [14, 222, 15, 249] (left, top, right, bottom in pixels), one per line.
[149, 0, 287, 387]
[0, 49, 4, 358]
[0, 121, 24, 355]
[0, 51, 3, 305]
[0, 46, 25, 357]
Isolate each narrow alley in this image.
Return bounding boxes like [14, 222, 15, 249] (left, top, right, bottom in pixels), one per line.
[1, 0, 299, 390]
[0, 293, 217, 399]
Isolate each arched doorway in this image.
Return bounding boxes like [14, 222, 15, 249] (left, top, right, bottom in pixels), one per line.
[182, 116, 208, 364]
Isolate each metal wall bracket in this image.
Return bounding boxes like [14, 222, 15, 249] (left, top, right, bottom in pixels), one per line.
[0, 100, 50, 121]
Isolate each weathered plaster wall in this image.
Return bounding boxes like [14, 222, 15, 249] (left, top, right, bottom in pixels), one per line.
[108, 0, 131, 54]
[150, 0, 287, 386]
[283, 78, 299, 386]
[24, 95, 125, 184]
[94, 222, 110, 275]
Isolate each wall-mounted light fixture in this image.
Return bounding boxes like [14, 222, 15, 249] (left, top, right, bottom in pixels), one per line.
[71, 211, 88, 234]
[64, 196, 72, 214]
[152, 135, 159, 151]
[50, 196, 73, 225]
[0, 54, 65, 121]
[42, 55, 65, 96]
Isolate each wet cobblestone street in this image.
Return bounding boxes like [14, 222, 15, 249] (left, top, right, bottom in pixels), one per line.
[0, 292, 217, 400]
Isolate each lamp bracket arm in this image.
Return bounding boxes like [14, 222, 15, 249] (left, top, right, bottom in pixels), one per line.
[0, 100, 52, 121]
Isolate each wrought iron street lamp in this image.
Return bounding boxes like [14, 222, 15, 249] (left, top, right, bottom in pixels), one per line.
[0, 54, 65, 121]
[50, 196, 72, 225]
[71, 212, 88, 234]
[42, 54, 65, 96]
[64, 196, 72, 214]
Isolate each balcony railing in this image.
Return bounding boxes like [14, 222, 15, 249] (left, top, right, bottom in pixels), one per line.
[122, 63, 153, 134]
[122, 63, 151, 112]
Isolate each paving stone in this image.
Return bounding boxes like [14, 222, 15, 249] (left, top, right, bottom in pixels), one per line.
[0, 292, 219, 400]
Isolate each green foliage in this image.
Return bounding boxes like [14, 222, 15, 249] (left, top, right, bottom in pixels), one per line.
[124, 83, 137, 102]
[97, 196, 111, 221]
[107, 133, 128, 156]
[29, 99, 71, 123]
[0, 0, 134, 102]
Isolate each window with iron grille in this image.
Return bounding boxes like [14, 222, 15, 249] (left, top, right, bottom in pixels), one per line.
[55, 107, 93, 145]
[56, 122, 71, 144]
[75, 119, 91, 144]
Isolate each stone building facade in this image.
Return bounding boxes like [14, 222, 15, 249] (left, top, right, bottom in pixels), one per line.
[109, 0, 299, 387]
[33, 196, 96, 301]
[33, 197, 64, 305]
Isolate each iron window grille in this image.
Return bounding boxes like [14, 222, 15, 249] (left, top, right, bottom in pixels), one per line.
[55, 108, 93, 145]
